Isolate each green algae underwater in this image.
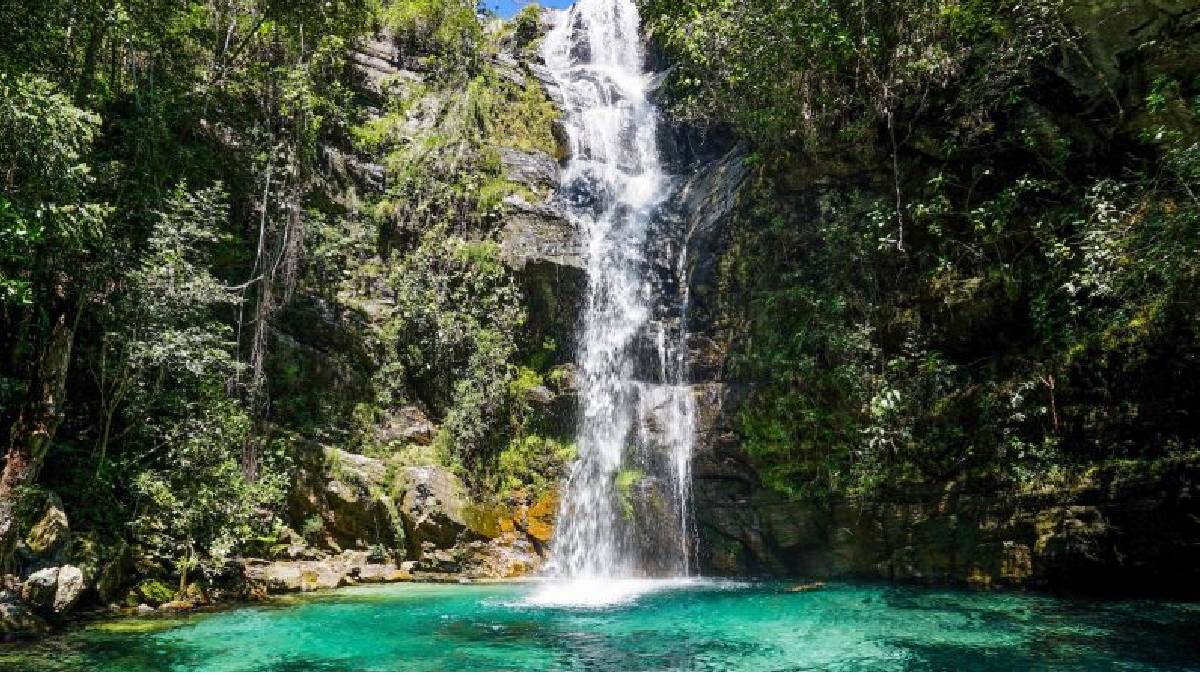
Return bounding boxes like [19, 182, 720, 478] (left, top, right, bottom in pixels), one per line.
[1, 581, 1198, 671]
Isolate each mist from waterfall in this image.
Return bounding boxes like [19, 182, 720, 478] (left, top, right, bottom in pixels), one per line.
[530, 0, 697, 604]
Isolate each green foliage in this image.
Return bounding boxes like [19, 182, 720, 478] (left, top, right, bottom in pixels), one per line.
[490, 78, 564, 159]
[301, 514, 326, 542]
[615, 469, 643, 520]
[0, 0, 380, 581]
[507, 4, 544, 51]
[0, 73, 108, 306]
[497, 434, 575, 497]
[655, 0, 1200, 498]
[129, 579, 177, 606]
[387, 231, 525, 473]
[381, 0, 483, 81]
[131, 396, 288, 589]
[642, 0, 1062, 150]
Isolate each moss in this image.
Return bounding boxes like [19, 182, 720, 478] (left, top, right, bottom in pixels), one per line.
[129, 579, 176, 607]
[508, 367, 544, 399]
[508, 4, 544, 51]
[498, 434, 575, 497]
[301, 515, 325, 542]
[92, 618, 183, 634]
[615, 469, 644, 521]
[490, 78, 564, 159]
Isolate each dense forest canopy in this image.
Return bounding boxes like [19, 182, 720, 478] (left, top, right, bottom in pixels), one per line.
[642, 0, 1200, 496]
[0, 0, 565, 587]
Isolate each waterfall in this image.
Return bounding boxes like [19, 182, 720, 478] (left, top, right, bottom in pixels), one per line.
[534, 0, 697, 598]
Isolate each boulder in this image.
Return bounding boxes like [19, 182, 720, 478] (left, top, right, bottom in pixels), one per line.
[19, 568, 59, 611]
[378, 405, 436, 446]
[52, 566, 85, 614]
[159, 600, 195, 613]
[24, 493, 69, 561]
[243, 560, 347, 593]
[288, 445, 406, 553]
[67, 532, 130, 605]
[18, 565, 84, 616]
[0, 592, 48, 638]
[354, 563, 407, 584]
[394, 466, 477, 555]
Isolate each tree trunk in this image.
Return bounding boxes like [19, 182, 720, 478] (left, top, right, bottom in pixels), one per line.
[0, 310, 75, 568]
[75, 8, 109, 102]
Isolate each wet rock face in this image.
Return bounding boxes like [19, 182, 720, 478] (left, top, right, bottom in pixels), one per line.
[1059, 0, 1199, 112]
[288, 444, 406, 554]
[673, 148, 749, 336]
[501, 148, 561, 191]
[692, 454, 1200, 594]
[660, 137, 1200, 594]
[500, 196, 586, 366]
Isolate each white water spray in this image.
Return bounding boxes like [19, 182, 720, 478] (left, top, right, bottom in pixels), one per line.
[531, 0, 697, 604]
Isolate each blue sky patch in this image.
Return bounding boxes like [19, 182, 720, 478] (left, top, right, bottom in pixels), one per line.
[482, 0, 573, 19]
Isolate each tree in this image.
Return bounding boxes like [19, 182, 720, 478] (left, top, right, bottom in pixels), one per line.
[0, 73, 109, 566]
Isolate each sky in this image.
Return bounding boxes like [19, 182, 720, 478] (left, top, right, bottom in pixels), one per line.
[483, 0, 574, 19]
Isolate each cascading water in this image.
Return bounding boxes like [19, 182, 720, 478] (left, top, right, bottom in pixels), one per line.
[530, 0, 697, 604]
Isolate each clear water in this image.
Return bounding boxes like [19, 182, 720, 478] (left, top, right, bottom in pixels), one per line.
[5, 582, 1198, 671]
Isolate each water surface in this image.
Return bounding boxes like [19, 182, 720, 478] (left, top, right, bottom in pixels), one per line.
[3, 581, 1198, 671]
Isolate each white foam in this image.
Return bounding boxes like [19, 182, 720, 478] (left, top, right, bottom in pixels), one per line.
[519, 577, 715, 609]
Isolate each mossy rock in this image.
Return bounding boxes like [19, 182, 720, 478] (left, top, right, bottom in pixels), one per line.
[126, 579, 175, 607]
[24, 492, 69, 560]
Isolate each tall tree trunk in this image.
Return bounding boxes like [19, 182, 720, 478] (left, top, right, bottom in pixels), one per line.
[75, 3, 109, 102]
[0, 310, 75, 568]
